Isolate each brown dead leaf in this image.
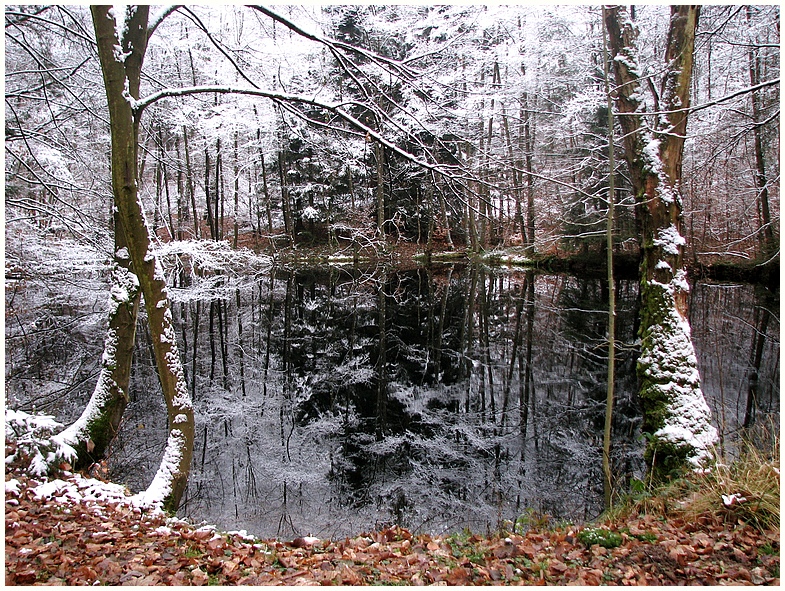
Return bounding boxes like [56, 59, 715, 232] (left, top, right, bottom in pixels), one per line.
[4, 468, 779, 588]
[191, 567, 208, 585]
[446, 566, 470, 585]
[12, 569, 38, 585]
[549, 560, 568, 575]
[341, 565, 362, 584]
[669, 544, 696, 566]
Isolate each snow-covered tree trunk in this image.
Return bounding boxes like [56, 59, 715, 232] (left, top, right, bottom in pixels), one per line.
[91, 5, 194, 512]
[605, 6, 717, 479]
[53, 232, 140, 470]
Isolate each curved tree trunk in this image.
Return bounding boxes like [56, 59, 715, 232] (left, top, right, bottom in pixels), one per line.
[606, 6, 717, 479]
[91, 5, 194, 512]
[53, 216, 140, 470]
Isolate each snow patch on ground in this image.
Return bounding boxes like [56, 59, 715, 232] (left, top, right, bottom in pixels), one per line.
[6, 410, 77, 476]
[31, 473, 132, 508]
[6, 479, 22, 496]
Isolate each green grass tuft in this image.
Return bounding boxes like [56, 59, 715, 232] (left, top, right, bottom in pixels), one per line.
[577, 527, 623, 549]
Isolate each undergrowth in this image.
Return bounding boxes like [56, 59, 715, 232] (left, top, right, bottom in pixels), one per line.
[606, 424, 779, 533]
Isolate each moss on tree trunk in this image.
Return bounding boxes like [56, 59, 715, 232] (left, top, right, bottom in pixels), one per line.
[606, 6, 717, 479]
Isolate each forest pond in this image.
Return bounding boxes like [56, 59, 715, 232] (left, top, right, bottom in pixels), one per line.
[8, 262, 779, 539]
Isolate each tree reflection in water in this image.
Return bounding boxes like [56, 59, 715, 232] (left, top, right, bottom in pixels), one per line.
[13, 263, 778, 539]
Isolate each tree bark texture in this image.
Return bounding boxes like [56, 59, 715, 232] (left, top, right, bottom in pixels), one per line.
[605, 6, 717, 478]
[91, 5, 195, 512]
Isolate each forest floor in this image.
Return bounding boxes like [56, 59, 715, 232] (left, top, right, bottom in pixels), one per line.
[5, 470, 780, 586]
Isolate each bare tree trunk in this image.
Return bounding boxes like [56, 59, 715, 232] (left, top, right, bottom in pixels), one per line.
[478, 69, 488, 248]
[209, 300, 217, 382]
[236, 289, 247, 398]
[375, 141, 385, 239]
[439, 184, 453, 248]
[190, 301, 200, 400]
[260, 151, 272, 234]
[205, 147, 215, 240]
[601, 7, 616, 508]
[375, 280, 388, 439]
[746, 6, 776, 259]
[174, 135, 185, 240]
[215, 137, 223, 241]
[347, 162, 355, 209]
[153, 134, 162, 234]
[233, 131, 240, 248]
[521, 94, 535, 252]
[218, 300, 229, 391]
[278, 148, 294, 244]
[501, 104, 524, 243]
[162, 133, 175, 240]
[182, 126, 200, 239]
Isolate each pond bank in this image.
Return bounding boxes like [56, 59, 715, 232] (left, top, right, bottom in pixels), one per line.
[257, 236, 779, 286]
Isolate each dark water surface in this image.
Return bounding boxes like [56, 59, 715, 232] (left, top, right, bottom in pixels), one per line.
[6, 263, 779, 538]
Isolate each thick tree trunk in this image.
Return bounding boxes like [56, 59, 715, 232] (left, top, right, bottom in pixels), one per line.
[606, 6, 716, 478]
[91, 5, 194, 512]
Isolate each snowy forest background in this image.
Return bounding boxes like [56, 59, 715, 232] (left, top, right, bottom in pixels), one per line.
[5, 5, 780, 537]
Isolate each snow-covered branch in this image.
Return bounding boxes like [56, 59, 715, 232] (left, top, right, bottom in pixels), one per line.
[134, 84, 456, 180]
[147, 5, 182, 38]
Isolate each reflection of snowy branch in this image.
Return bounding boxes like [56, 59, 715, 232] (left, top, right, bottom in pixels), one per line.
[154, 239, 272, 277]
[153, 240, 272, 302]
